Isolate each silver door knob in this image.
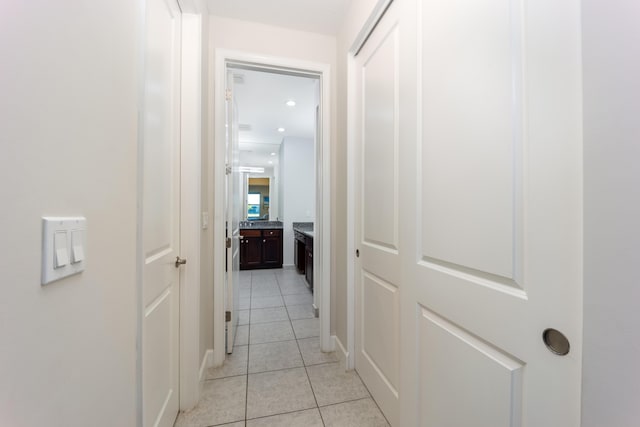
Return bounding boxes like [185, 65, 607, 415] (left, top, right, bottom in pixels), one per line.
[175, 256, 187, 268]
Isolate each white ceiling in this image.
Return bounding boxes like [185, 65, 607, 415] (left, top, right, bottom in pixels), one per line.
[231, 68, 318, 168]
[206, 0, 350, 35]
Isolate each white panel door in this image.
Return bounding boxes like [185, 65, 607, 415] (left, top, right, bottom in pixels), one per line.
[355, 0, 583, 425]
[399, 0, 582, 425]
[354, 3, 402, 425]
[225, 69, 241, 352]
[141, 0, 181, 426]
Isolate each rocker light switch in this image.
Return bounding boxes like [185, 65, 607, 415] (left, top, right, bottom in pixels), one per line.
[54, 231, 69, 268]
[42, 217, 87, 285]
[71, 230, 85, 263]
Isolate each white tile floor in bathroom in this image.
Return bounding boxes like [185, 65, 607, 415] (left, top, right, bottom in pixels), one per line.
[174, 268, 389, 427]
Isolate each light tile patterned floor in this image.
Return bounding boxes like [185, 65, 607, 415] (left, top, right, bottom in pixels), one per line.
[175, 268, 389, 427]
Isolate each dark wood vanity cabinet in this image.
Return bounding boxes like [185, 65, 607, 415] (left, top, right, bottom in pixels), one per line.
[294, 231, 306, 274]
[240, 228, 282, 270]
[240, 229, 262, 269]
[262, 229, 283, 268]
[304, 235, 313, 290]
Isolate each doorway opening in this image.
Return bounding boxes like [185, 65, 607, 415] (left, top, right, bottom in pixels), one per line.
[213, 51, 333, 367]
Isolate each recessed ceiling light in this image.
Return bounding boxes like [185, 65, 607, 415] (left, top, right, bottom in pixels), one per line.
[270, 152, 276, 156]
[268, 161, 273, 164]
[286, 100, 296, 107]
[277, 127, 285, 132]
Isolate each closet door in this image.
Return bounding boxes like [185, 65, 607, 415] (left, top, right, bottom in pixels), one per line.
[399, 0, 583, 425]
[354, 0, 584, 425]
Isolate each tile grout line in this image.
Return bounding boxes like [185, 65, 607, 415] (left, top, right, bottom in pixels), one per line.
[280, 270, 324, 425]
[242, 270, 330, 425]
[286, 278, 327, 427]
[243, 271, 253, 423]
[281, 269, 328, 426]
[351, 368, 392, 426]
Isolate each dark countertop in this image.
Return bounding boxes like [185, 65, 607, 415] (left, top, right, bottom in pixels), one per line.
[293, 222, 314, 239]
[240, 220, 283, 230]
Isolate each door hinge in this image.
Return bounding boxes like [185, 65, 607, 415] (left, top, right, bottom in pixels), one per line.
[225, 89, 232, 101]
[226, 237, 232, 248]
[225, 164, 232, 175]
[225, 310, 231, 322]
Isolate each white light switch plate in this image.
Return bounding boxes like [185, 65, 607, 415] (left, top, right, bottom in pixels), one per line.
[42, 217, 87, 285]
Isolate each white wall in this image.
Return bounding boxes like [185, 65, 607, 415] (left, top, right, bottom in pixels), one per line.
[581, 0, 640, 425]
[0, 1, 139, 426]
[280, 137, 316, 265]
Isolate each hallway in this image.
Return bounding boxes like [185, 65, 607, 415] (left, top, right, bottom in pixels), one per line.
[175, 269, 388, 427]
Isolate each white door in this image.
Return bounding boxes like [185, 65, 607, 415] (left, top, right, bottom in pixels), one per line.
[225, 69, 241, 352]
[355, 0, 583, 426]
[141, 0, 182, 426]
[354, 2, 402, 425]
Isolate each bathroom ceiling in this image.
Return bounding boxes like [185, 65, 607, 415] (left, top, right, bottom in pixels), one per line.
[230, 68, 318, 168]
[206, 0, 350, 35]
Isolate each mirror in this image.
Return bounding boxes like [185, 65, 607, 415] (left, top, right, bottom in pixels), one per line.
[247, 177, 271, 220]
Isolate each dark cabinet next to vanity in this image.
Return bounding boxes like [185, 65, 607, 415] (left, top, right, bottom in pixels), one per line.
[240, 228, 283, 270]
[262, 229, 283, 268]
[294, 230, 306, 274]
[293, 223, 314, 290]
[304, 235, 313, 290]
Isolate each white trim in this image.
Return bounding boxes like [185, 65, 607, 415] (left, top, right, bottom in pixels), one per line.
[346, 53, 357, 371]
[333, 335, 350, 372]
[351, 0, 395, 55]
[177, 0, 207, 14]
[213, 49, 333, 362]
[134, 1, 145, 424]
[199, 349, 213, 383]
[179, 11, 203, 411]
[212, 51, 227, 367]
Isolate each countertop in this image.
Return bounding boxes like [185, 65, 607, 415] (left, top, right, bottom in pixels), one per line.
[293, 222, 314, 239]
[239, 220, 283, 230]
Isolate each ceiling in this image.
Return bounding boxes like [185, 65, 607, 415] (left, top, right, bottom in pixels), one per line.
[206, 0, 350, 35]
[231, 68, 318, 168]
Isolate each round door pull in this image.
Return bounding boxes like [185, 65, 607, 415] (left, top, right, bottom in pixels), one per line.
[542, 328, 570, 356]
[175, 256, 187, 268]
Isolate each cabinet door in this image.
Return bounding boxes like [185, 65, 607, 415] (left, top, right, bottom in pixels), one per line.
[240, 230, 262, 270]
[245, 236, 263, 268]
[262, 235, 282, 267]
[305, 246, 313, 289]
[295, 237, 306, 274]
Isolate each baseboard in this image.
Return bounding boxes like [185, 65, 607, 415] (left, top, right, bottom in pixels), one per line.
[333, 335, 349, 371]
[199, 349, 213, 385]
[212, 347, 225, 368]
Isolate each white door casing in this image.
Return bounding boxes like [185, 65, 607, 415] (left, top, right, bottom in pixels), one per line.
[353, 0, 583, 425]
[225, 68, 241, 353]
[214, 50, 333, 367]
[141, 0, 182, 425]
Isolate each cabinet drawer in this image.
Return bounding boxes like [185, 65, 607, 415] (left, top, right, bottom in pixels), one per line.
[240, 229, 261, 237]
[263, 229, 281, 237]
